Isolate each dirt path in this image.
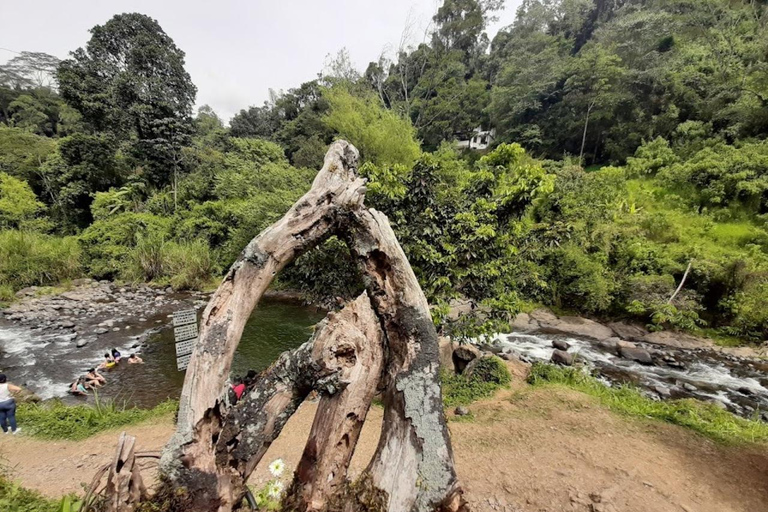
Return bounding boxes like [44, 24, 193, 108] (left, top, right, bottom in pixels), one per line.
[2, 380, 767, 512]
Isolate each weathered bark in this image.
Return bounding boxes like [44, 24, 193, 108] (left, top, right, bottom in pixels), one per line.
[105, 433, 147, 512]
[213, 294, 384, 507]
[129, 140, 467, 512]
[288, 296, 385, 511]
[344, 209, 467, 512]
[159, 140, 365, 509]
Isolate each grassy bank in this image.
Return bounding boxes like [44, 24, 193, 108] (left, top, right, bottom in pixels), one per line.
[0, 473, 66, 512]
[17, 398, 177, 441]
[528, 362, 768, 444]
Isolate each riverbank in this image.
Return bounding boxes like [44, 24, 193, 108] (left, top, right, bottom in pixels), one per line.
[2, 360, 767, 512]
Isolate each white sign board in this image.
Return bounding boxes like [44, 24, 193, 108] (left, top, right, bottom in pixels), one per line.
[173, 309, 197, 327]
[173, 309, 197, 371]
[176, 353, 192, 371]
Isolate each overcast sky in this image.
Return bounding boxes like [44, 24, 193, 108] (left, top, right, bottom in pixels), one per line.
[1, 0, 522, 122]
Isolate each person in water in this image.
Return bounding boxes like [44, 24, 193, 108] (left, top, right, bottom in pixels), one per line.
[111, 348, 122, 362]
[127, 354, 143, 364]
[70, 377, 88, 396]
[85, 368, 106, 387]
[0, 374, 21, 434]
[98, 353, 115, 370]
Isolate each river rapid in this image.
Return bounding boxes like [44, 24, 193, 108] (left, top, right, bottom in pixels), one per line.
[485, 331, 768, 419]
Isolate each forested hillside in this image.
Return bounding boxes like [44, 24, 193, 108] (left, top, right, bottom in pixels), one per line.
[1, 0, 767, 343]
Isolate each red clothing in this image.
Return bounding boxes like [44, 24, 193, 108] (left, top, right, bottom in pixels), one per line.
[232, 383, 246, 400]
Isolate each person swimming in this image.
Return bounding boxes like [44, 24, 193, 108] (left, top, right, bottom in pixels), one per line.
[111, 348, 122, 362]
[98, 353, 116, 370]
[127, 354, 143, 364]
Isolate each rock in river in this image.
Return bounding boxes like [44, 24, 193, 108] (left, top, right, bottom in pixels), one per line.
[618, 346, 653, 365]
[551, 349, 574, 366]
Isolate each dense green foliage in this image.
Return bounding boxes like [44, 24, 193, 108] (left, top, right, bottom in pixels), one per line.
[1, 1, 767, 342]
[441, 356, 512, 407]
[17, 398, 177, 441]
[528, 362, 768, 444]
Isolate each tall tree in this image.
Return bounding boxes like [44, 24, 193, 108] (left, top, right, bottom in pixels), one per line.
[57, 13, 196, 187]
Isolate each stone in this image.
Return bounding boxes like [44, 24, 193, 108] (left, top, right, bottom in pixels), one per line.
[606, 321, 648, 342]
[682, 382, 697, 392]
[654, 385, 672, 399]
[76, 338, 89, 348]
[642, 330, 710, 349]
[438, 337, 456, 373]
[510, 312, 537, 332]
[552, 339, 570, 351]
[538, 314, 615, 341]
[618, 346, 653, 365]
[454, 406, 470, 416]
[94, 328, 108, 335]
[529, 308, 559, 324]
[453, 344, 481, 373]
[551, 349, 574, 366]
[738, 386, 754, 395]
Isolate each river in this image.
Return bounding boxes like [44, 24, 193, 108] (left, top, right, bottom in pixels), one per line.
[0, 297, 326, 408]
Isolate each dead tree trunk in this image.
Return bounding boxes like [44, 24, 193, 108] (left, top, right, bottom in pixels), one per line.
[105, 433, 147, 512]
[121, 140, 466, 512]
[284, 294, 384, 511]
[159, 141, 366, 509]
[214, 294, 384, 507]
[343, 209, 466, 512]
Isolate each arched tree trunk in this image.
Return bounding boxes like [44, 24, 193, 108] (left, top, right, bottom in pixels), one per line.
[108, 140, 466, 512]
[158, 141, 366, 511]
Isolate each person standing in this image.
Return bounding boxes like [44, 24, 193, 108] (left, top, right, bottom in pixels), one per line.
[0, 374, 21, 434]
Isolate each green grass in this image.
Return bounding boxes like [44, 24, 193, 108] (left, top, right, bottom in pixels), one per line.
[0, 472, 61, 512]
[527, 362, 768, 444]
[17, 397, 178, 441]
[441, 356, 512, 407]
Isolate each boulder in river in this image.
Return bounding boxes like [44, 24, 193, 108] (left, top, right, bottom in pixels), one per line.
[551, 349, 574, 366]
[552, 339, 570, 351]
[654, 385, 672, 399]
[618, 346, 653, 365]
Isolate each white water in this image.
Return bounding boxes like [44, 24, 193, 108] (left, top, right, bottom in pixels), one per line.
[484, 331, 768, 416]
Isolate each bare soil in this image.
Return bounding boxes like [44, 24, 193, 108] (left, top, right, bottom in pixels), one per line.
[2, 367, 767, 512]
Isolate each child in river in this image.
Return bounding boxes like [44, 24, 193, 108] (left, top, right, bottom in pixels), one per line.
[0, 374, 22, 434]
[98, 353, 116, 370]
[111, 348, 122, 363]
[127, 354, 143, 364]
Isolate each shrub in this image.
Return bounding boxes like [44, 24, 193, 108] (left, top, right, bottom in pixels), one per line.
[0, 230, 82, 292]
[441, 356, 512, 407]
[0, 473, 59, 512]
[125, 233, 214, 290]
[78, 212, 171, 279]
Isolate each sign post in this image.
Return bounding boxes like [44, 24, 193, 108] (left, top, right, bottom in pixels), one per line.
[173, 309, 198, 371]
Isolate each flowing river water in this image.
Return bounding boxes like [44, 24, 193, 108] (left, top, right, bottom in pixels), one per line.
[1, 287, 766, 418]
[0, 297, 325, 408]
[486, 332, 768, 418]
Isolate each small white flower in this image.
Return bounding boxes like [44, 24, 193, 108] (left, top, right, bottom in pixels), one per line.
[267, 480, 284, 499]
[268, 458, 285, 477]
